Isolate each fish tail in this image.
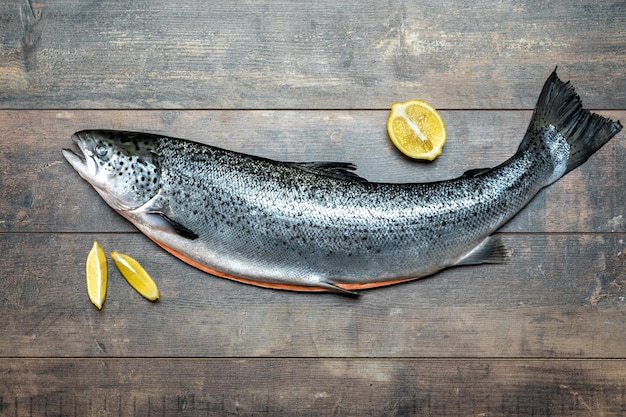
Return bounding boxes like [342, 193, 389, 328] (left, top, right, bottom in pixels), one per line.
[525, 69, 622, 180]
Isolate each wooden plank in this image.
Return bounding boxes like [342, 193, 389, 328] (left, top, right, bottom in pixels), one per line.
[1, 232, 624, 358]
[0, 0, 624, 109]
[0, 110, 623, 234]
[0, 359, 624, 416]
[1, 0, 624, 413]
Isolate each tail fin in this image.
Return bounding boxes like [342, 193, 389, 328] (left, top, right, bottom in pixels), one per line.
[528, 69, 622, 175]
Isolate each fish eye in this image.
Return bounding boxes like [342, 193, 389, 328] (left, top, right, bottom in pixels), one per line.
[95, 144, 109, 157]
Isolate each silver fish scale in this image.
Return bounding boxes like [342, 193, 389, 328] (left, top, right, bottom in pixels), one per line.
[63, 72, 623, 290]
[153, 135, 555, 284]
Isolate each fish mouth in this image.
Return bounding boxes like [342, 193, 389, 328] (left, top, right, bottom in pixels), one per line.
[62, 134, 93, 179]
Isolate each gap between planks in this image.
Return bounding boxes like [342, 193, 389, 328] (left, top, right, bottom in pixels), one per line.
[1, 357, 625, 361]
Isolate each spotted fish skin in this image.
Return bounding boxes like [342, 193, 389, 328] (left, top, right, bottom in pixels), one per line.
[63, 71, 622, 293]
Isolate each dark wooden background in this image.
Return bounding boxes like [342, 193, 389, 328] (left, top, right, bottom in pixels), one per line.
[1, 0, 625, 415]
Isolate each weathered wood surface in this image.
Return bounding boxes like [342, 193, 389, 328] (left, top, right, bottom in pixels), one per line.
[0, 0, 624, 109]
[1, 0, 625, 415]
[1, 232, 626, 359]
[1, 359, 625, 416]
[1, 110, 624, 234]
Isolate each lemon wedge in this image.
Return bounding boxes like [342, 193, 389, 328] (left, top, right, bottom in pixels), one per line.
[86, 241, 107, 309]
[111, 251, 160, 301]
[387, 99, 447, 160]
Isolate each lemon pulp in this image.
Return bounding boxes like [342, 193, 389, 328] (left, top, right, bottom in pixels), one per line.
[387, 99, 447, 160]
[111, 251, 160, 301]
[86, 241, 107, 309]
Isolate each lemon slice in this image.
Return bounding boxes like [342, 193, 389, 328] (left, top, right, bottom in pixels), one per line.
[111, 251, 160, 301]
[86, 241, 107, 309]
[387, 99, 447, 160]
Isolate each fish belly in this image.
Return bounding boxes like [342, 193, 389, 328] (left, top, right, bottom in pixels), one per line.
[127, 144, 548, 291]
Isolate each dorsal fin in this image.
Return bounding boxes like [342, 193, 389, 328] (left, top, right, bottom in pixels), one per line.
[290, 162, 369, 182]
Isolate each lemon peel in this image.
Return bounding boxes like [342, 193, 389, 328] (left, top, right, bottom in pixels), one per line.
[86, 241, 107, 309]
[387, 99, 447, 160]
[111, 251, 160, 301]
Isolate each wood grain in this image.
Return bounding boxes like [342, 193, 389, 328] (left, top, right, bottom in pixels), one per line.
[0, 0, 624, 109]
[1, 0, 625, 414]
[0, 359, 624, 416]
[0, 110, 624, 234]
[0, 232, 624, 358]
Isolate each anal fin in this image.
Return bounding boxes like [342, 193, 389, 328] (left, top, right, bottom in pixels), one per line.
[455, 235, 510, 266]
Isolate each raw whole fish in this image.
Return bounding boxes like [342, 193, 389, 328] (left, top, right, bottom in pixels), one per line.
[63, 71, 622, 293]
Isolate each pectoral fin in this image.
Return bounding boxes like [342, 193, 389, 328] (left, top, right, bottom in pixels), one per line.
[137, 194, 199, 240]
[145, 212, 199, 240]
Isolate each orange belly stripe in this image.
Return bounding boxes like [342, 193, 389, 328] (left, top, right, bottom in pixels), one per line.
[151, 239, 418, 292]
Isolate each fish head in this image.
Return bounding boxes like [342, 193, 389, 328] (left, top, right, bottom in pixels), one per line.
[63, 130, 161, 211]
